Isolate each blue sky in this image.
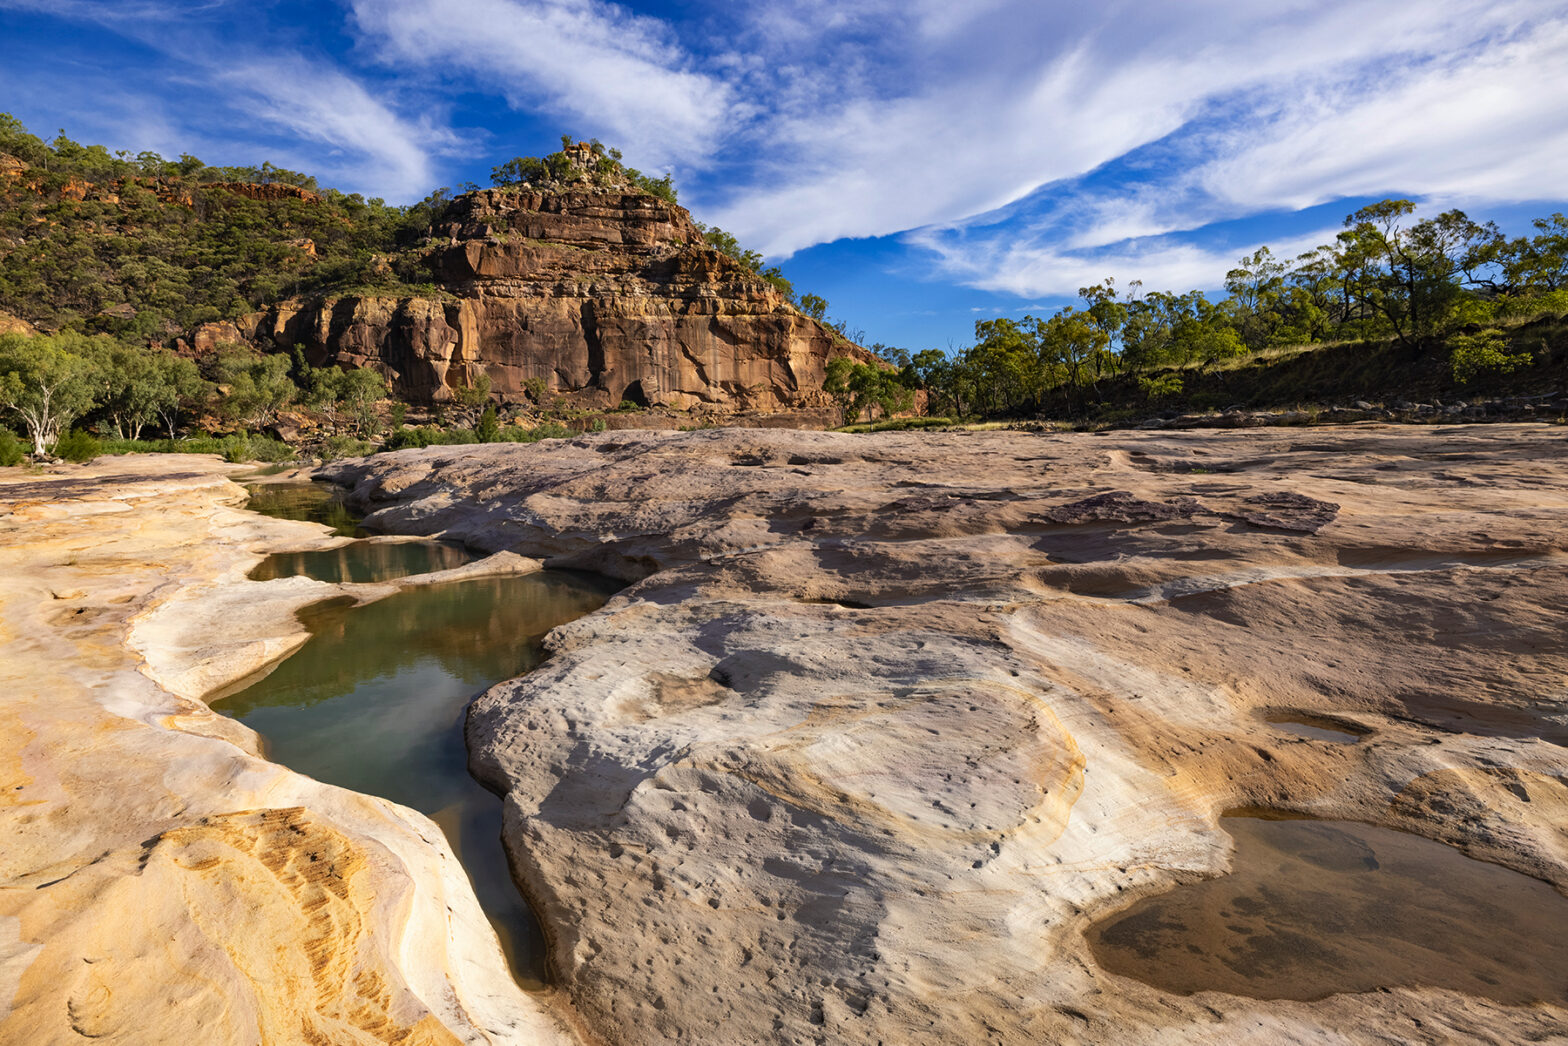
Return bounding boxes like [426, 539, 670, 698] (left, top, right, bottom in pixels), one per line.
[3, 0, 1567, 352]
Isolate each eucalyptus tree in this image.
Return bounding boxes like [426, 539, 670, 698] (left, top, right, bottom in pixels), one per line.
[1224, 247, 1287, 350]
[0, 332, 104, 455]
[1336, 200, 1502, 344]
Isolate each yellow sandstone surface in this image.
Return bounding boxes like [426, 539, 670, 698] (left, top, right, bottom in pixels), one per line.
[0, 457, 573, 1046]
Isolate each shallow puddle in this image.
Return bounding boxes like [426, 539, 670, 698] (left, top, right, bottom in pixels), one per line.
[244, 481, 364, 536]
[1086, 812, 1568, 1006]
[248, 540, 475, 583]
[1265, 715, 1365, 743]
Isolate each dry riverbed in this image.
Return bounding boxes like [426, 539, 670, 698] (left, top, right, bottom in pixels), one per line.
[326, 423, 1568, 1046]
[2, 424, 1566, 1045]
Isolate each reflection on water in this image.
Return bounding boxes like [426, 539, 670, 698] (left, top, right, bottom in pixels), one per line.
[244, 482, 364, 537]
[249, 540, 475, 583]
[215, 571, 617, 988]
[1086, 812, 1568, 1005]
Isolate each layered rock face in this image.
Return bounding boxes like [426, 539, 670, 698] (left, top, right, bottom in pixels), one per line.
[326, 425, 1568, 1045]
[227, 189, 850, 412]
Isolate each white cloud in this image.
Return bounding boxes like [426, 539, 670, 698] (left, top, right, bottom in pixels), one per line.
[706, 1, 1562, 249]
[350, 0, 733, 171]
[911, 226, 1341, 299]
[216, 60, 453, 199]
[846, 1, 1568, 297]
[1196, 17, 1568, 212]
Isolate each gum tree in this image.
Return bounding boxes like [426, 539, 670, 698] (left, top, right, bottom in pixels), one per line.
[0, 332, 104, 455]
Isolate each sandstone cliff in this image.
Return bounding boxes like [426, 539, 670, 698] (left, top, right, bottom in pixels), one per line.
[215, 187, 858, 412]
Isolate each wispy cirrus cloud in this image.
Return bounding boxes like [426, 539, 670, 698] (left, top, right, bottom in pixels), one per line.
[0, 0, 449, 199]
[897, 5, 1568, 297]
[213, 59, 456, 199]
[349, 0, 734, 172]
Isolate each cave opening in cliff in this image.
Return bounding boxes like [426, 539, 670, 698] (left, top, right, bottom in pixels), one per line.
[621, 379, 651, 407]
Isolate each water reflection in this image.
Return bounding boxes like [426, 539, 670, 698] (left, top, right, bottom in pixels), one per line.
[244, 482, 364, 537]
[249, 540, 475, 584]
[1086, 812, 1568, 1005]
[215, 571, 618, 987]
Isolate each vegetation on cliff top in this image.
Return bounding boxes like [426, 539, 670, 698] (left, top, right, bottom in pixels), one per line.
[0, 118, 815, 341]
[489, 135, 678, 204]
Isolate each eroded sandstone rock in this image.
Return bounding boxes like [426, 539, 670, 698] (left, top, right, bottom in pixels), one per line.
[325, 424, 1568, 1045]
[0, 458, 574, 1046]
[215, 188, 862, 413]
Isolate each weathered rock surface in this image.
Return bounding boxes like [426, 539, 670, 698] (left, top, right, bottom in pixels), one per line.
[0, 308, 35, 337]
[0, 458, 574, 1045]
[218, 188, 859, 413]
[326, 424, 1568, 1045]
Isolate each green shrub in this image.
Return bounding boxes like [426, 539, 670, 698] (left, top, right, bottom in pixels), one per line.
[476, 403, 500, 443]
[0, 429, 23, 466]
[1497, 289, 1568, 321]
[54, 429, 101, 462]
[319, 434, 375, 461]
[1451, 328, 1534, 384]
[248, 435, 293, 462]
[1138, 373, 1184, 402]
[217, 432, 293, 463]
[380, 425, 480, 451]
[588, 417, 608, 433]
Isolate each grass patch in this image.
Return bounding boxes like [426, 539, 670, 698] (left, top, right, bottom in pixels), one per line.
[99, 433, 295, 462]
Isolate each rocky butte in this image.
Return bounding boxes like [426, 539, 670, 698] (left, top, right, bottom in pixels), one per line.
[192, 145, 862, 416]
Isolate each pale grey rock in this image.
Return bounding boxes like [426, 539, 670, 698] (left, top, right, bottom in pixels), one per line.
[327, 424, 1568, 1045]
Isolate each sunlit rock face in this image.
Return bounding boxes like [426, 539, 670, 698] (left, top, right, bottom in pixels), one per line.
[217, 188, 856, 413]
[327, 424, 1568, 1046]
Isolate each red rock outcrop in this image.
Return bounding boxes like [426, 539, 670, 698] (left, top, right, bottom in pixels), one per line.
[204, 181, 321, 204]
[223, 188, 863, 410]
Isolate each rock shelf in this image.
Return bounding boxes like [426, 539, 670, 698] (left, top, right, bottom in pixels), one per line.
[325, 423, 1568, 1045]
[0, 457, 574, 1045]
[4, 422, 1567, 1045]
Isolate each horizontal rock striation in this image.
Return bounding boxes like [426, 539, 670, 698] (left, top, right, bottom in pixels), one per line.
[325, 424, 1568, 1045]
[217, 188, 856, 412]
